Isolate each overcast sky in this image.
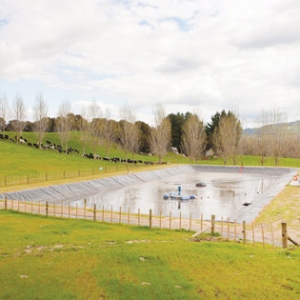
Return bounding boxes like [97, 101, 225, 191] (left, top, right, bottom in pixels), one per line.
[1, 0, 300, 127]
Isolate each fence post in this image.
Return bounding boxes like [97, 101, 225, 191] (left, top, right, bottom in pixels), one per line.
[149, 209, 152, 229]
[243, 221, 246, 244]
[201, 213, 203, 230]
[128, 207, 130, 224]
[110, 206, 113, 223]
[46, 201, 49, 218]
[76, 203, 78, 219]
[102, 205, 104, 222]
[189, 213, 192, 231]
[282, 222, 288, 249]
[160, 210, 162, 229]
[211, 214, 215, 235]
[261, 222, 265, 248]
[93, 204, 96, 222]
[169, 211, 172, 230]
[179, 212, 182, 230]
[119, 206, 122, 224]
[227, 218, 230, 240]
[4, 197, 7, 210]
[84, 198, 86, 220]
[68, 203, 70, 219]
[138, 208, 140, 227]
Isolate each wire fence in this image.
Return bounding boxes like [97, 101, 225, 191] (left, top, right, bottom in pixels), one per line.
[1, 198, 299, 249]
[0, 163, 152, 187]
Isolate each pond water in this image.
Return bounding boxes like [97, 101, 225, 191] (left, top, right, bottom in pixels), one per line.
[72, 168, 286, 221]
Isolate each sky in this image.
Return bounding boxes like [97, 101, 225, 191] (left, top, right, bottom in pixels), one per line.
[1, 0, 300, 128]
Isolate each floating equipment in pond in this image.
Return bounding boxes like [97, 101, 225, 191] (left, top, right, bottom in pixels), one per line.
[196, 182, 206, 187]
[163, 193, 196, 200]
[242, 202, 251, 206]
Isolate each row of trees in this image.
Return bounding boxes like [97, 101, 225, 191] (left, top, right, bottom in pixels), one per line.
[0, 93, 299, 165]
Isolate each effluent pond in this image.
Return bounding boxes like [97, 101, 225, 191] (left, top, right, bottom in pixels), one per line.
[69, 166, 294, 221]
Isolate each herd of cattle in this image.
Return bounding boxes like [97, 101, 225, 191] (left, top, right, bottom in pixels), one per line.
[0, 133, 157, 165]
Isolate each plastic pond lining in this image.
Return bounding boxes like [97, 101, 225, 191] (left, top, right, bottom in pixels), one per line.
[1, 165, 296, 223]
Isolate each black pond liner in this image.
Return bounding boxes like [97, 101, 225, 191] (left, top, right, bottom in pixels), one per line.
[1, 165, 296, 223]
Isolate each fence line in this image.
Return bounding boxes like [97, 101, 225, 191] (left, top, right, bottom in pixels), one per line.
[0, 164, 150, 188]
[1, 198, 299, 249]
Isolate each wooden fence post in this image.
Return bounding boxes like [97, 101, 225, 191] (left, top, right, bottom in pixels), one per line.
[189, 213, 192, 231]
[252, 222, 255, 245]
[282, 222, 288, 249]
[227, 218, 230, 240]
[211, 214, 215, 235]
[84, 198, 86, 220]
[261, 222, 265, 248]
[68, 203, 70, 219]
[76, 203, 78, 219]
[110, 206, 113, 223]
[119, 206, 122, 224]
[201, 213, 203, 230]
[179, 212, 182, 230]
[61, 203, 63, 219]
[160, 210, 162, 229]
[93, 204, 96, 222]
[149, 209, 152, 229]
[234, 220, 237, 241]
[169, 211, 172, 230]
[4, 197, 7, 210]
[128, 207, 130, 224]
[243, 221, 246, 244]
[138, 208, 140, 227]
[46, 201, 49, 218]
[102, 205, 104, 222]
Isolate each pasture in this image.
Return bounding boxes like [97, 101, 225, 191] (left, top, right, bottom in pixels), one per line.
[1, 131, 300, 299]
[1, 210, 300, 300]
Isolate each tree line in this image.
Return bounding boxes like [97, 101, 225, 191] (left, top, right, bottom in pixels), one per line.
[0, 94, 299, 165]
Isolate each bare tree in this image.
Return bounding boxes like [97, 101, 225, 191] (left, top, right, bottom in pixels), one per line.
[181, 113, 206, 162]
[12, 94, 26, 143]
[88, 101, 103, 157]
[213, 110, 242, 165]
[78, 107, 90, 154]
[150, 104, 171, 163]
[33, 93, 48, 149]
[269, 107, 288, 166]
[102, 109, 119, 157]
[0, 93, 9, 135]
[119, 106, 140, 161]
[56, 100, 72, 153]
[254, 110, 271, 166]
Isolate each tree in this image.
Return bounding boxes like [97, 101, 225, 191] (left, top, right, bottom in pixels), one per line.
[213, 110, 242, 165]
[255, 110, 272, 166]
[33, 93, 49, 149]
[119, 106, 140, 161]
[150, 104, 171, 163]
[56, 101, 72, 153]
[88, 101, 103, 157]
[206, 111, 221, 152]
[0, 93, 9, 134]
[76, 111, 89, 154]
[269, 107, 288, 166]
[12, 94, 26, 143]
[136, 121, 151, 153]
[181, 113, 206, 162]
[168, 112, 187, 153]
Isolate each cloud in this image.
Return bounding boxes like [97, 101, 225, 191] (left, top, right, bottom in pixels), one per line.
[1, 0, 300, 127]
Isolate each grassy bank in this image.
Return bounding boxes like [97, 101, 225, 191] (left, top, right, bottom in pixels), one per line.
[1, 210, 300, 300]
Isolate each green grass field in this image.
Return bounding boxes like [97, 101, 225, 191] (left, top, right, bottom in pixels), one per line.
[1, 131, 300, 299]
[1, 210, 300, 300]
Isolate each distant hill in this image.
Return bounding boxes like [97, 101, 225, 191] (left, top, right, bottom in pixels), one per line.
[243, 120, 300, 135]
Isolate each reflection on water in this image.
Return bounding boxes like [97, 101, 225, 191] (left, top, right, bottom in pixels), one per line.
[71, 170, 275, 220]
